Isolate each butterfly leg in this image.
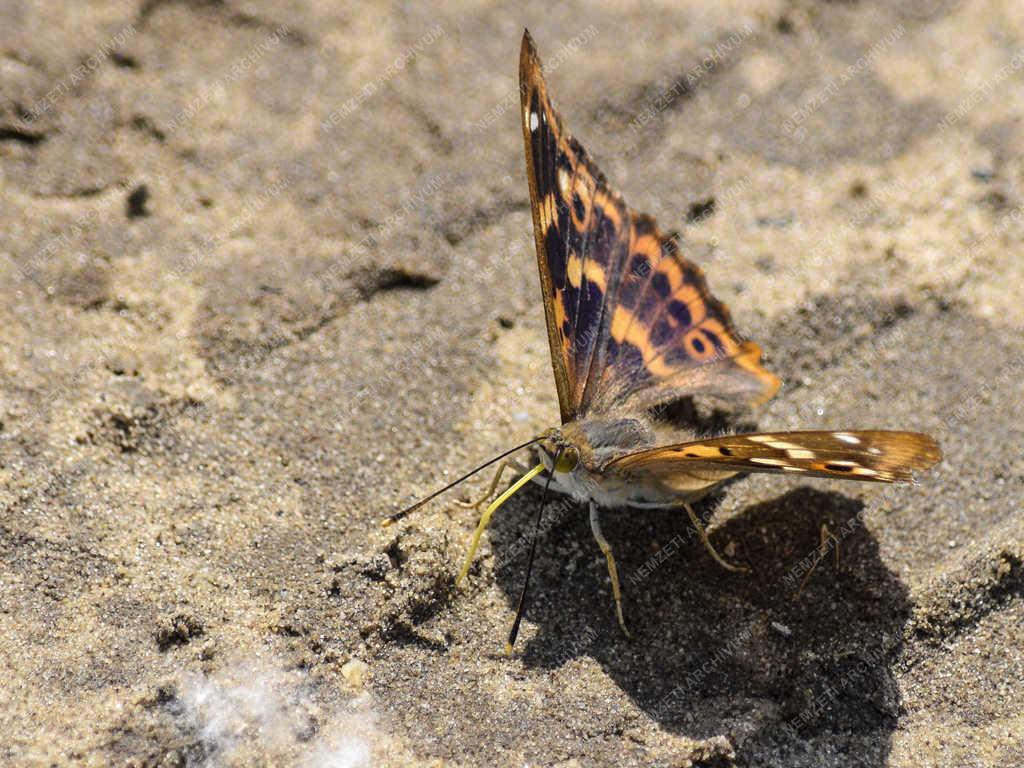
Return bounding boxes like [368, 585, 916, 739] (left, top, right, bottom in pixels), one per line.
[589, 502, 631, 638]
[684, 503, 749, 573]
[453, 459, 529, 510]
[456, 463, 546, 586]
[795, 523, 839, 597]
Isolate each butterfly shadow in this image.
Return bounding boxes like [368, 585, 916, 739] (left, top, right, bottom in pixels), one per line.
[488, 485, 911, 765]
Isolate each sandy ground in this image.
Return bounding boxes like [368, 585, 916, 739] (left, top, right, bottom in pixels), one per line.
[2, 1, 1023, 766]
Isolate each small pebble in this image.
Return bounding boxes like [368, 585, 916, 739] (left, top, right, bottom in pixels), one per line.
[342, 658, 369, 689]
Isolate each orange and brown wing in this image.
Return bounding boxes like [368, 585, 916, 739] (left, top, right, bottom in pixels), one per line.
[519, 31, 778, 423]
[606, 430, 942, 484]
[592, 212, 778, 414]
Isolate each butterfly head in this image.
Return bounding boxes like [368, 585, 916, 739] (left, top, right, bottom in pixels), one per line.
[537, 427, 582, 475]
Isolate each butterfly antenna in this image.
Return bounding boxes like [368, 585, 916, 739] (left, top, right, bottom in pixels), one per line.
[384, 436, 544, 527]
[505, 446, 562, 654]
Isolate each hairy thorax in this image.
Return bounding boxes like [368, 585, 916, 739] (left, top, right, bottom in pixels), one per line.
[536, 416, 736, 509]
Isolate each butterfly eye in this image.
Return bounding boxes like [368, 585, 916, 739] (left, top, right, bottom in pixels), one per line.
[554, 447, 579, 473]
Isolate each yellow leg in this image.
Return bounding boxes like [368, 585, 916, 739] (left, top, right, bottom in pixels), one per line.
[455, 463, 545, 586]
[590, 503, 631, 638]
[796, 523, 838, 597]
[831, 523, 840, 570]
[685, 503, 749, 573]
[453, 459, 528, 510]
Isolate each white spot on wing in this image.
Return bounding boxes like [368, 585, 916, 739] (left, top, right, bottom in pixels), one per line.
[835, 433, 861, 445]
[558, 167, 571, 196]
[786, 449, 815, 460]
[851, 467, 880, 477]
[529, 111, 539, 132]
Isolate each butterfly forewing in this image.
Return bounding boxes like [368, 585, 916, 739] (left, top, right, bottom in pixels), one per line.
[519, 32, 778, 424]
[520, 33, 631, 422]
[607, 430, 943, 483]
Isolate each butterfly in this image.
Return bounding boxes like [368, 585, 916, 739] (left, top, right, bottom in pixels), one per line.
[387, 30, 941, 652]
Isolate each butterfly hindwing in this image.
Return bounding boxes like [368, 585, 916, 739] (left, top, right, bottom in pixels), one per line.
[591, 213, 778, 413]
[520, 31, 778, 423]
[606, 430, 943, 483]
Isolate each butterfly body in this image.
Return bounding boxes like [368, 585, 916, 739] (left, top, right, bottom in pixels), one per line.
[509, 30, 939, 638]
[536, 420, 736, 508]
[389, 32, 942, 648]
